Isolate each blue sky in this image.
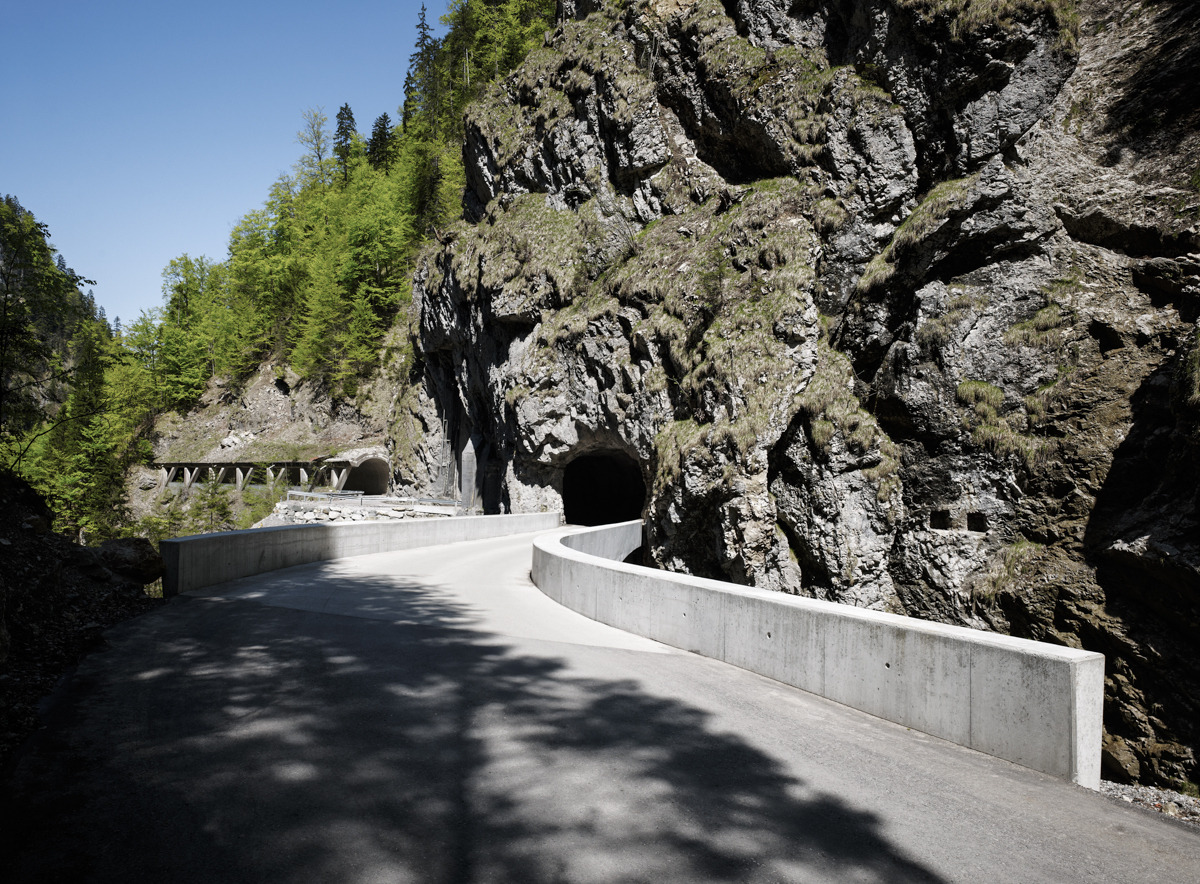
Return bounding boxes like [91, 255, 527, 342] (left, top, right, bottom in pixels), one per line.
[4, 0, 434, 326]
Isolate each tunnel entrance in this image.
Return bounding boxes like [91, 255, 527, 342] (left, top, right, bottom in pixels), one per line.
[342, 457, 390, 495]
[562, 450, 646, 526]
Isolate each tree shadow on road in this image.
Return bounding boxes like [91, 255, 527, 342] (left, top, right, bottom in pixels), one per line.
[2, 565, 946, 883]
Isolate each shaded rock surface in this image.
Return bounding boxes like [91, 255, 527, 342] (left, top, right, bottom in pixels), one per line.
[411, 0, 1200, 788]
[0, 472, 163, 772]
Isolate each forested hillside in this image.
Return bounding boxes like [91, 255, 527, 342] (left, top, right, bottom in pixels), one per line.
[146, 0, 556, 400]
[2, 0, 556, 542]
[1, 0, 559, 774]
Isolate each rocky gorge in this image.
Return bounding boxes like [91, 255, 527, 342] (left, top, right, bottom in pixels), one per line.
[400, 0, 1200, 790]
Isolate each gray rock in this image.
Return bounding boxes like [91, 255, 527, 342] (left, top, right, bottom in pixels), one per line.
[404, 0, 1200, 791]
[98, 538, 164, 586]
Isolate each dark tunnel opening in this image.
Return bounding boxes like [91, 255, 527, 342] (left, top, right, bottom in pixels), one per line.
[342, 457, 391, 495]
[562, 451, 646, 527]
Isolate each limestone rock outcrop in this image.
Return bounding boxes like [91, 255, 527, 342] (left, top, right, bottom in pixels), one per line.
[409, 0, 1200, 788]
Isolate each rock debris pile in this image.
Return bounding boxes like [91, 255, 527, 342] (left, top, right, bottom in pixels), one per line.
[270, 501, 454, 525]
[1100, 781, 1200, 830]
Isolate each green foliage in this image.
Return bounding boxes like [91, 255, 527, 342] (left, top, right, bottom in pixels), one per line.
[133, 494, 187, 547]
[235, 473, 289, 529]
[296, 107, 333, 189]
[187, 472, 235, 535]
[28, 319, 131, 541]
[367, 113, 399, 173]
[2, 0, 560, 543]
[334, 104, 358, 185]
[104, 0, 555, 408]
[0, 195, 94, 454]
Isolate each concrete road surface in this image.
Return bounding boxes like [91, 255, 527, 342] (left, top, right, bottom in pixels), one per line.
[3, 530, 1197, 883]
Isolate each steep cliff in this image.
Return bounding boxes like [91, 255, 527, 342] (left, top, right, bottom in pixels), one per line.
[409, 0, 1200, 788]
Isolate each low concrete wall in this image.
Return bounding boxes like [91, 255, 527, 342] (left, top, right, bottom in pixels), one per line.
[162, 512, 562, 597]
[533, 521, 1105, 789]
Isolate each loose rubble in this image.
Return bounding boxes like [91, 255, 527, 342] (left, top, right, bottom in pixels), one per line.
[1101, 780, 1200, 830]
[269, 499, 459, 525]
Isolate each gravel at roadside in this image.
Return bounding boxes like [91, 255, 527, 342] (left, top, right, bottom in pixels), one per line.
[1101, 780, 1200, 830]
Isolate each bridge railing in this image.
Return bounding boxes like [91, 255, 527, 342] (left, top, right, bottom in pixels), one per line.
[532, 520, 1104, 789]
[287, 490, 365, 502]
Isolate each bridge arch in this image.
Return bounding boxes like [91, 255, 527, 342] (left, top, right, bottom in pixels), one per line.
[561, 448, 645, 526]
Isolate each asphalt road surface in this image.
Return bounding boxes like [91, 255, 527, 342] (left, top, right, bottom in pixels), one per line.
[3, 530, 1198, 883]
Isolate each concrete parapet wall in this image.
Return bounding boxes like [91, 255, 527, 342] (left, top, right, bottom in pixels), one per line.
[533, 521, 1105, 788]
[162, 512, 562, 597]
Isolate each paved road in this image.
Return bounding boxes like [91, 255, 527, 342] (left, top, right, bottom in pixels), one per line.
[3, 531, 1198, 883]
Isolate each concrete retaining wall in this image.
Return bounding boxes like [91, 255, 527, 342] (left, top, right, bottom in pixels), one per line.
[162, 512, 561, 597]
[533, 521, 1105, 788]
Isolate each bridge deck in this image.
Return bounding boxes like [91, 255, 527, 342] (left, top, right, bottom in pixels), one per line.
[3, 531, 1197, 882]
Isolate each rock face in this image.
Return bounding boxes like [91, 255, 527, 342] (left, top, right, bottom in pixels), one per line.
[410, 0, 1200, 788]
[150, 363, 387, 467]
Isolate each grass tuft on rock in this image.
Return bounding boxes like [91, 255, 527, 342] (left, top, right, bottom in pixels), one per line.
[895, 0, 1080, 51]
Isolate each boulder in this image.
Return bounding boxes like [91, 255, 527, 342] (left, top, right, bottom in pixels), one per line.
[98, 538, 165, 585]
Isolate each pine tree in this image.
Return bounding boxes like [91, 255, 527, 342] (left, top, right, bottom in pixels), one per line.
[337, 292, 380, 396]
[39, 319, 128, 541]
[334, 103, 357, 185]
[406, 5, 439, 136]
[367, 113, 397, 173]
[188, 471, 234, 535]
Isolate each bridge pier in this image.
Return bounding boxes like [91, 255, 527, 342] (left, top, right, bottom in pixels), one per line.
[157, 466, 178, 493]
[329, 466, 349, 491]
[154, 459, 364, 494]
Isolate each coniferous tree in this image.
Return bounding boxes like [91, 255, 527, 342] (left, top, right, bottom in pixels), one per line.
[334, 103, 357, 185]
[0, 196, 92, 452]
[38, 318, 128, 541]
[367, 113, 397, 173]
[405, 5, 439, 134]
[188, 471, 234, 535]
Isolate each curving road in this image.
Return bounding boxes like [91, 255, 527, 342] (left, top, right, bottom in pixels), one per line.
[3, 530, 1198, 882]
